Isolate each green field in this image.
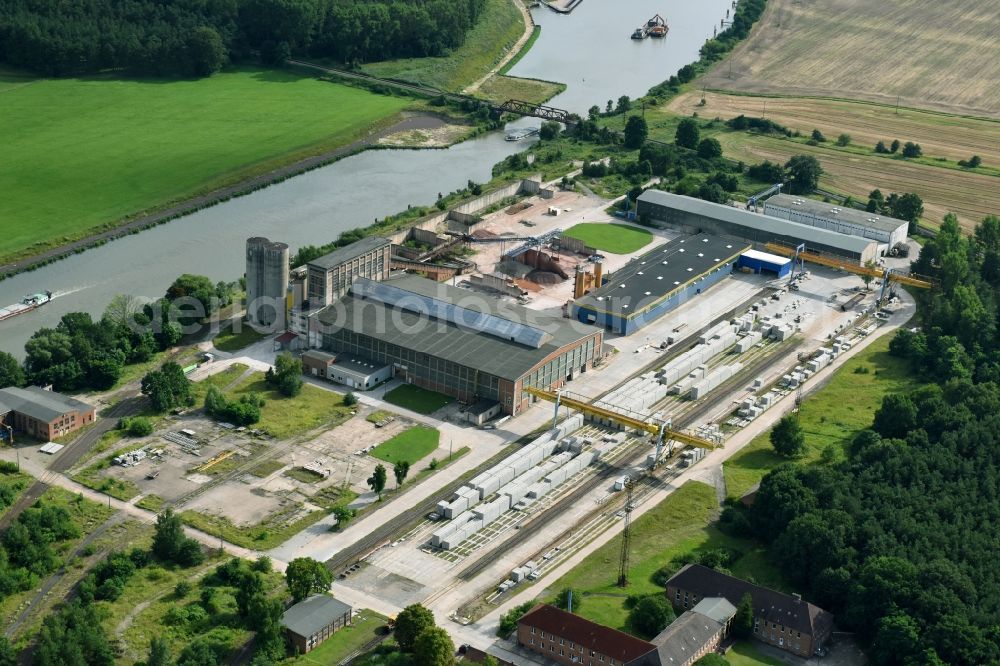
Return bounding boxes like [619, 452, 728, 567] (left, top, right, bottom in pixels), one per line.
[362, 0, 524, 91]
[383, 384, 454, 414]
[562, 223, 653, 254]
[370, 426, 441, 466]
[0, 67, 409, 264]
[723, 334, 923, 500]
[546, 481, 782, 631]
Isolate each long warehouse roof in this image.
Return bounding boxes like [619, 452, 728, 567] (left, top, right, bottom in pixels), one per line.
[307, 236, 390, 270]
[766, 194, 907, 234]
[638, 190, 875, 255]
[317, 275, 599, 381]
[575, 233, 749, 318]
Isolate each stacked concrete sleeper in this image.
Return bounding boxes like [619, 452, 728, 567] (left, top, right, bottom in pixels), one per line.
[432, 415, 597, 550]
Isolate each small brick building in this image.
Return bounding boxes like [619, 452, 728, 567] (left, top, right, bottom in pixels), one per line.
[516, 602, 733, 666]
[0, 386, 96, 441]
[281, 594, 352, 654]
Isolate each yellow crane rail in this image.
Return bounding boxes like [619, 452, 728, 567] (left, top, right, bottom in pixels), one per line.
[763, 243, 933, 289]
[195, 450, 235, 472]
[524, 387, 717, 450]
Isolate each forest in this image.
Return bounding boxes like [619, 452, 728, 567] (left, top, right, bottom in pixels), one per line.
[726, 212, 1000, 665]
[0, 0, 486, 77]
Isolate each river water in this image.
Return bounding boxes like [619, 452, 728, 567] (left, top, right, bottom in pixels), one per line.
[0, 0, 733, 356]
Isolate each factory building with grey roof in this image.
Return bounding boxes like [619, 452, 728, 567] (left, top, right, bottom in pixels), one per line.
[316, 275, 604, 415]
[571, 233, 750, 335]
[637, 191, 879, 264]
[763, 193, 909, 251]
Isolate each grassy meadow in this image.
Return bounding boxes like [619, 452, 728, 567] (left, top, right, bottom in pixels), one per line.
[668, 91, 1000, 168]
[545, 481, 783, 632]
[0, 67, 409, 264]
[703, 0, 1000, 118]
[723, 335, 923, 500]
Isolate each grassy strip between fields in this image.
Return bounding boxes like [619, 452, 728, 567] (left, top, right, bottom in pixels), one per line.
[370, 426, 441, 466]
[383, 385, 454, 415]
[722, 335, 924, 500]
[282, 610, 388, 666]
[562, 223, 654, 255]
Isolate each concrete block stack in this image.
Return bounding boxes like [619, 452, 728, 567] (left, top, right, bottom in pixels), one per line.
[432, 419, 593, 550]
[735, 330, 763, 353]
[688, 363, 743, 399]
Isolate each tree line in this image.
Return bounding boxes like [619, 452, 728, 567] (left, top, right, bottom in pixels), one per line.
[0, 0, 486, 77]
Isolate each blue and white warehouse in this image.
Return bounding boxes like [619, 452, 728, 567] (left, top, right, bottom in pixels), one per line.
[736, 249, 792, 278]
[571, 233, 751, 335]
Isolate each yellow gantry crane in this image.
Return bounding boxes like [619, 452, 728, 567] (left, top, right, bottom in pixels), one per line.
[764, 243, 934, 293]
[523, 387, 716, 469]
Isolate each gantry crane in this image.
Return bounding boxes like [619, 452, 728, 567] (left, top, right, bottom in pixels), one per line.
[523, 387, 716, 469]
[764, 242, 933, 301]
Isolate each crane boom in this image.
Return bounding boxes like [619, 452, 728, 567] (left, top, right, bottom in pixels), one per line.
[764, 243, 933, 289]
[523, 386, 717, 450]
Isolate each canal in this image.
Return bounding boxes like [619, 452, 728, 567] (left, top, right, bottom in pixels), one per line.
[0, 0, 734, 357]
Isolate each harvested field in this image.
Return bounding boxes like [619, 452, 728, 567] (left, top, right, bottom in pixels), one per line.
[669, 92, 1000, 167]
[715, 132, 1000, 229]
[703, 0, 1000, 118]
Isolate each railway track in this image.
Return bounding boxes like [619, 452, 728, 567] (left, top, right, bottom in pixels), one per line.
[325, 433, 545, 574]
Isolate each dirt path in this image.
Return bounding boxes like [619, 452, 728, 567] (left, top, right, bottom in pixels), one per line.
[463, 0, 536, 94]
[0, 113, 449, 281]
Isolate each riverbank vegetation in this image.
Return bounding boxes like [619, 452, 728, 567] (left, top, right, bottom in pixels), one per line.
[0, 68, 411, 267]
[0, 0, 487, 78]
[361, 0, 523, 92]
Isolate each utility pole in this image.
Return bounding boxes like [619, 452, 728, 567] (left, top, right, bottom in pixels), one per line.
[617, 480, 634, 587]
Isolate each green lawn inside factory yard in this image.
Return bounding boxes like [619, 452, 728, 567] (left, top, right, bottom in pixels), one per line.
[383, 384, 454, 414]
[0, 67, 409, 264]
[370, 426, 441, 466]
[562, 223, 653, 255]
[545, 481, 784, 632]
[723, 334, 924, 500]
[193, 364, 354, 440]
